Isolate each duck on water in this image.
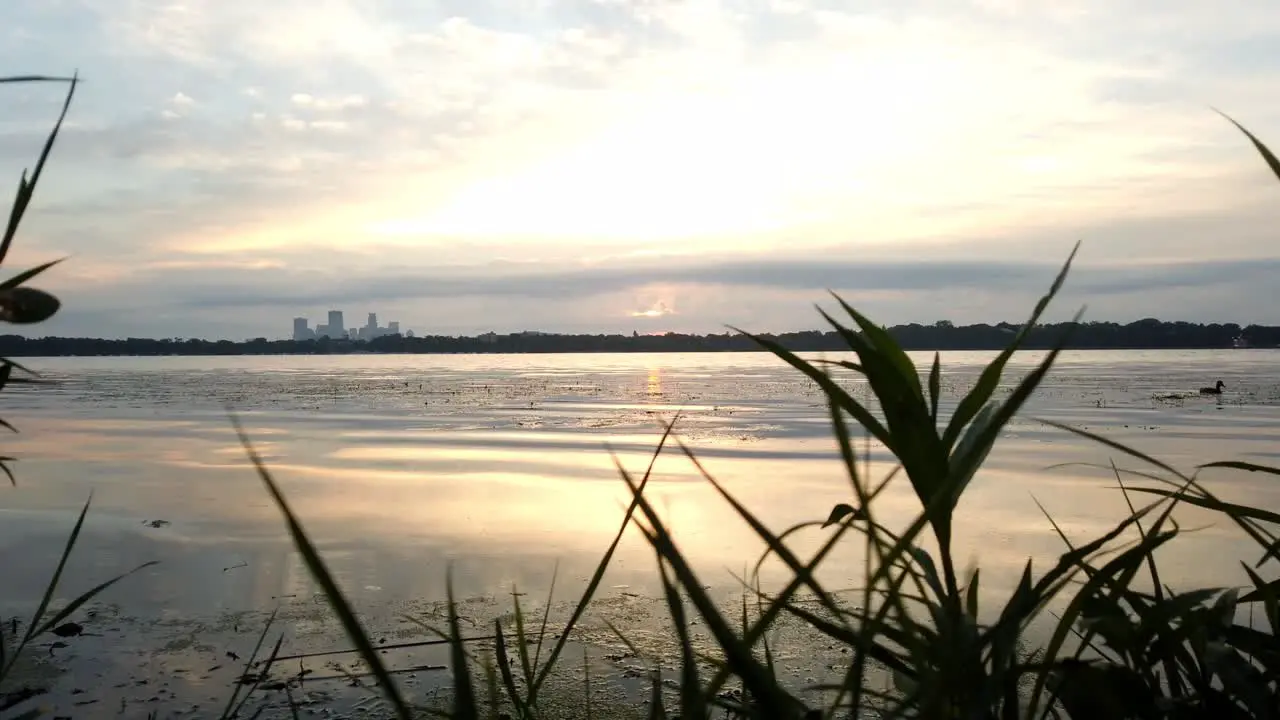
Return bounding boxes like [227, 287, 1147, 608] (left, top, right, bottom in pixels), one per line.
[1200, 380, 1225, 395]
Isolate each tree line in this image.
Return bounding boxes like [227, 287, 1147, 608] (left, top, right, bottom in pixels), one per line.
[0, 319, 1274, 356]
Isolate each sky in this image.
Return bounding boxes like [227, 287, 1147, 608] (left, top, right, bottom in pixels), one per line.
[3, 0, 1280, 340]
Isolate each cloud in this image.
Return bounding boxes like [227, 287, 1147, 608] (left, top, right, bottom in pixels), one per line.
[1, 0, 1279, 338]
[630, 301, 676, 319]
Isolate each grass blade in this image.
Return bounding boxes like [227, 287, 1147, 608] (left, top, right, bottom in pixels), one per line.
[6, 492, 92, 672]
[943, 241, 1079, 451]
[32, 559, 158, 638]
[1, 73, 78, 266]
[447, 566, 478, 720]
[529, 412, 681, 700]
[928, 352, 941, 425]
[493, 619, 527, 718]
[1216, 108, 1280, 182]
[0, 258, 66, 291]
[230, 413, 413, 720]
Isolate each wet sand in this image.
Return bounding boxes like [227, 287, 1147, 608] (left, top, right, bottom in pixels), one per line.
[1, 350, 1278, 717]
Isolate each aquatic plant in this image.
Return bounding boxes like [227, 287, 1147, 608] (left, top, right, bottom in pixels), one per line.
[0, 74, 77, 472]
[0, 73, 162, 720]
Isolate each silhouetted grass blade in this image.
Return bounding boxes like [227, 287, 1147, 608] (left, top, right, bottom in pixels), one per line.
[492, 620, 527, 718]
[8, 493, 92, 666]
[1198, 460, 1280, 477]
[0, 258, 66, 292]
[943, 241, 1079, 451]
[613, 452, 805, 717]
[0, 76, 78, 84]
[1, 72, 78, 265]
[529, 413, 681, 701]
[446, 566, 478, 719]
[230, 414, 413, 720]
[1216, 109, 1280, 183]
[0, 286, 61, 324]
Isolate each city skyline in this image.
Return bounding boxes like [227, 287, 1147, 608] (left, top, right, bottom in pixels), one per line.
[292, 310, 410, 342]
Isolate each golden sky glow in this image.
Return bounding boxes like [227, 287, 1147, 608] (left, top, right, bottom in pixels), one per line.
[10, 0, 1280, 337]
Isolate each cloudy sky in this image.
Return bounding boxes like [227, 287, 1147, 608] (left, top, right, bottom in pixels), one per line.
[3, 0, 1280, 340]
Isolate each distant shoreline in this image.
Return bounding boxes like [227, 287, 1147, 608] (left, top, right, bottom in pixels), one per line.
[2, 318, 1277, 357]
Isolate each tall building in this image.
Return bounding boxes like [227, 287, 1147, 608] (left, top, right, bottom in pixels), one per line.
[292, 317, 314, 341]
[291, 309, 410, 341]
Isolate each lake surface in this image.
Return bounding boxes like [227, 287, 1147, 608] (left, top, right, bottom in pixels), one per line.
[1, 349, 1278, 717]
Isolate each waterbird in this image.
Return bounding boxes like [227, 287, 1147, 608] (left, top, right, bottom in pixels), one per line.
[1199, 380, 1225, 395]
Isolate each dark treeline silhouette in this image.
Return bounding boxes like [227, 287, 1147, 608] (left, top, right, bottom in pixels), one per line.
[0, 319, 1275, 356]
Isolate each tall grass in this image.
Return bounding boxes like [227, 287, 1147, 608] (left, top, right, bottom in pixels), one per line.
[222, 110, 1280, 719]
[6, 87, 1280, 719]
[0, 74, 164, 720]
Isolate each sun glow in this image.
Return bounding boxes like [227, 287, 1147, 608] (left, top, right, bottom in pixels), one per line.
[370, 53, 958, 247]
[630, 301, 675, 319]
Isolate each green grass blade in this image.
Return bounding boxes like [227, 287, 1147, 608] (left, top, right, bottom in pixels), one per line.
[828, 293, 923, 401]
[530, 561, 558, 674]
[218, 608, 278, 720]
[1215, 109, 1280, 182]
[32, 560, 158, 638]
[1037, 419, 1189, 481]
[482, 651, 500, 720]
[614, 453, 803, 716]
[1024, 528, 1180, 720]
[657, 559, 707, 720]
[1120, 486, 1280, 524]
[943, 241, 1079, 451]
[529, 412, 681, 700]
[948, 309, 1083, 527]
[1197, 460, 1280, 477]
[928, 352, 941, 425]
[813, 304, 947, 502]
[965, 567, 980, 622]
[1, 73, 78, 266]
[230, 414, 413, 720]
[493, 620, 527, 718]
[447, 566, 479, 719]
[0, 75, 78, 84]
[582, 645, 592, 720]
[646, 669, 665, 720]
[0, 258, 66, 291]
[732, 328, 894, 447]
[509, 587, 535, 691]
[1112, 463, 1185, 697]
[6, 492, 92, 672]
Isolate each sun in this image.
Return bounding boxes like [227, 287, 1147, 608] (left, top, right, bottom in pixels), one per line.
[369, 55, 951, 250]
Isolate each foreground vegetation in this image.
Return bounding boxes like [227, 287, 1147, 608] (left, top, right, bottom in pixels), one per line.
[3, 74, 1280, 719]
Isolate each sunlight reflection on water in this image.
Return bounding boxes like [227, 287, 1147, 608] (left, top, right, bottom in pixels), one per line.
[0, 350, 1278, 716]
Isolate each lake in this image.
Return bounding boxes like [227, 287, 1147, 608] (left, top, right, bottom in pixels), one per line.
[1, 349, 1278, 717]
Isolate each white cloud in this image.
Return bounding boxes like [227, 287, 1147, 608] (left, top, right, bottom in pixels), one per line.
[7, 0, 1280, 338]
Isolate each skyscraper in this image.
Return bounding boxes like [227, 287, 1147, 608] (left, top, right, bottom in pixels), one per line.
[327, 310, 344, 338]
[292, 317, 314, 341]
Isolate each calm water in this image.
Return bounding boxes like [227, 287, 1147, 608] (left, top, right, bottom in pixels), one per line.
[1, 349, 1278, 716]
